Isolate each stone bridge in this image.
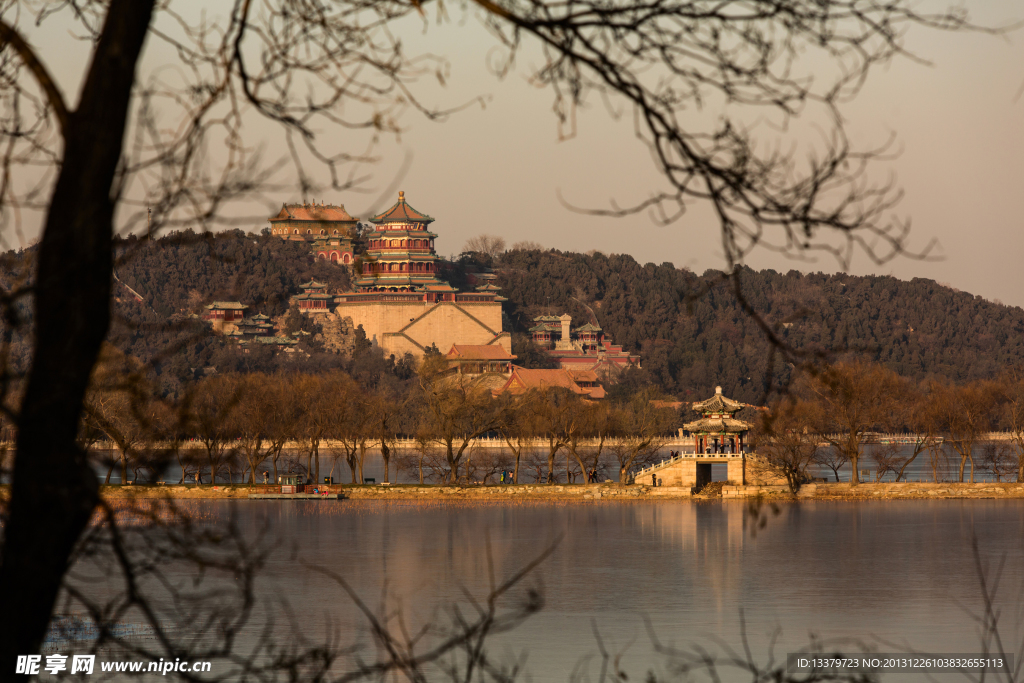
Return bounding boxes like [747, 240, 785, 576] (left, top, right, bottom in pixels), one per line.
[633, 452, 748, 488]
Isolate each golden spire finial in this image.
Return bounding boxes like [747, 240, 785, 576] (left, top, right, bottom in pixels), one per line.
[398, 191, 405, 201]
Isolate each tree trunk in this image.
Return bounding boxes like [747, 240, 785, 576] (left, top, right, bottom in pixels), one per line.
[896, 447, 925, 482]
[314, 445, 320, 485]
[0, 0, 157, 671]
[348, 450, 358, 484]
[514, 452, 521, 484]
[418, 453, 424, 485]
[381, 441, 391, 483]
[446, 441, 457, 484]
[105, 462, 114, 485]
[120, 451, 128, 484]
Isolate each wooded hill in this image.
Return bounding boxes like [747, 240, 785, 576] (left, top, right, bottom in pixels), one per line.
[4, 230, 1022, 402]
[495, 250, 1024, 403]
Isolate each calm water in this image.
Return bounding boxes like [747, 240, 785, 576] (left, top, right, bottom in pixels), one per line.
[74, 499, 1024, 682]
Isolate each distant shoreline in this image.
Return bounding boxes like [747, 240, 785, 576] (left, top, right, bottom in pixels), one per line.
[22, 482, 1022, 502]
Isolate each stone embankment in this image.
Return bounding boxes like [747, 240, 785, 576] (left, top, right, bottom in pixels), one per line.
[71, 481, 1024, 502]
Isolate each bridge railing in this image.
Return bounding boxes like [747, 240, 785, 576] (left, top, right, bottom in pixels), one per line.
[633, 451, 745, 478]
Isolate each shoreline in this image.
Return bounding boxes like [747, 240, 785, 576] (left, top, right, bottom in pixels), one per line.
[19, 481, 1024, 502]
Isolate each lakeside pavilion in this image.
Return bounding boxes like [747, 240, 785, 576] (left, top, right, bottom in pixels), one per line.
[683, 386, 752, 455]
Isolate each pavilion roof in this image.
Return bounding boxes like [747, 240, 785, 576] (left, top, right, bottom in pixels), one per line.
[692, 386, 745, 414]
[205, 301, 246, 310]
[368, 191, 434, 224]
[239, 317, 273, 327]
[447, 345, 517, 361]
[270, 203, 356, 223]
[251, 336, 298, 346]
[299, 279, 327, 289]
[566, 369, 600, 383]
[507, 368, 585, 393]
[251, 313, 271, 321]
[498, 367, 606, 398]
[574, 323, 602, 332]
[682, 416, 751, 434]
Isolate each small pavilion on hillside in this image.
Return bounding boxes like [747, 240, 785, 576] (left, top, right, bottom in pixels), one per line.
[683, 386, 752, 455]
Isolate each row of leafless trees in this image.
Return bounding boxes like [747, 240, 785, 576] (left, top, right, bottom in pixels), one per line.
[69, 347, 677, 487]
[755, 360, 1024, 489]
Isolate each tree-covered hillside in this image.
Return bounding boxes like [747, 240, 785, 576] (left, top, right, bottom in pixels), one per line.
[6, 232, 1022, 402]
[496, 250, 1024, 402]
[114, 229, 351, 317]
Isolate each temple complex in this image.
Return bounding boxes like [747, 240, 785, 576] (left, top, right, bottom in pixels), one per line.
[530, 314, 639, 375]
[335, 192, 510, 357]
[269, 202, 356, 265]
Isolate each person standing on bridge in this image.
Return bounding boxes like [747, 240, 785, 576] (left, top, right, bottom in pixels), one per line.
[652, 473, 657, 487]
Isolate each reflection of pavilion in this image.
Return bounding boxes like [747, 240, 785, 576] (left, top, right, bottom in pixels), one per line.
[683, 387, 751, 455]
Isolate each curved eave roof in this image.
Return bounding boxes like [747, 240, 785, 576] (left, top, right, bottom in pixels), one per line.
[692, 394, 745, 414]
[363, 253, 438, 261]
[365, 229, 438, 239]
[683, 417, 751, 434]
[270, 204, 357, 223]
[368, 191, 434, 224]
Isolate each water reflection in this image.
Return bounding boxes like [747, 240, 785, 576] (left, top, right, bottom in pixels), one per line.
[72, 500, 1024, 682]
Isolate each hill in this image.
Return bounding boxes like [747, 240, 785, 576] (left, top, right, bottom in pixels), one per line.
[495, 250, 1024, 402]
[5, 231, 1022, 401]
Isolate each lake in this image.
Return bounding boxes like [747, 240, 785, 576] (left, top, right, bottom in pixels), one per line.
[72, 499, 1024, 682]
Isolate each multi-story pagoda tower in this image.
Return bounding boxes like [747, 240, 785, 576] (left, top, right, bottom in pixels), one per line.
[334, 190, 511, 357]
[354, 191, 450, 293]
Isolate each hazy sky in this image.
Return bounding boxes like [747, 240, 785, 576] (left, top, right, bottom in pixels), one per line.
[351, 0, 1024, 306]
[16, 1, 1024, 306]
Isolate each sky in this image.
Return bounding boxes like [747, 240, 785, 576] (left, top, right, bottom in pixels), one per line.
[13, 0, 1024, 306]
